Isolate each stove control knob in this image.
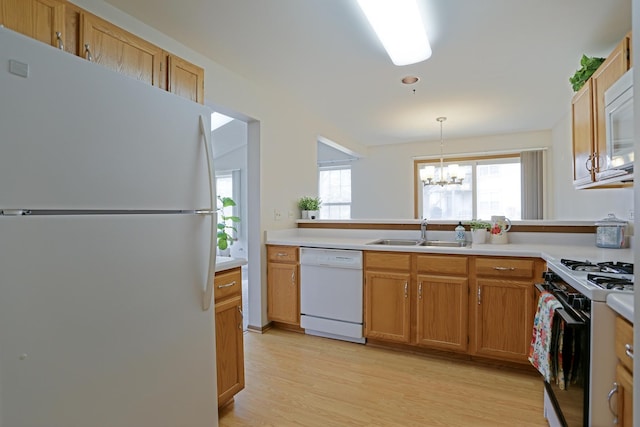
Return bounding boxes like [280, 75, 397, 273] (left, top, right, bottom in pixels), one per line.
[542, 272, 557, 282]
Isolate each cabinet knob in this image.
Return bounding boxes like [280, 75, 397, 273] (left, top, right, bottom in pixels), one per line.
[84, 44, 93, 61]
[55, 32, 64, 50]
[625, 343, 634, 359]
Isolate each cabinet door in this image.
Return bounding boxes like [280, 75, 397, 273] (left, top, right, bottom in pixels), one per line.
[168, 54, 205, 104]
[416, 274, 468, 352]
[0, 0, 65, 48]
[267, 262, 299, 325]
[364, 271, 411, 343]
[215, 295, 245, 407]
[571, 76, 595, 184]
[473, 278, 534, 362]
[592, 36, 630, 174]
[80, 12, 163, 87]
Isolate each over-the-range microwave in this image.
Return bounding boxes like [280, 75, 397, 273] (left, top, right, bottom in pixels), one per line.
[600, 68, 634, 179]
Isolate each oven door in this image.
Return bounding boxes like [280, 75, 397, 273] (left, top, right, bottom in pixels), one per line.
[544, 305, 590, 427]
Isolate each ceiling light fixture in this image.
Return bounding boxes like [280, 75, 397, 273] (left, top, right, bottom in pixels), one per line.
[357, 0, 432, 66]
[420, 117, 463, 186]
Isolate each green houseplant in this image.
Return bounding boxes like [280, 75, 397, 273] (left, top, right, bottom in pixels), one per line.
[217, 196, 240, 251]
[468, 220, 491, 230]
[569, 55, 605, 92]
[468, 220, 491, 244]
[298, 196, 322, 219]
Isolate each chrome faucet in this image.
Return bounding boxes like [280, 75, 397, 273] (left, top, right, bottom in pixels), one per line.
[420, 219, 428, 240]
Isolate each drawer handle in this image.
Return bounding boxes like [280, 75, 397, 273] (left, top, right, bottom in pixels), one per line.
[493, 266, 516, 271]
[217, 281, 236, 289]
[608, 382, 618, 424]
[625, 343, 634, 359]
[277, 252, 288, 257]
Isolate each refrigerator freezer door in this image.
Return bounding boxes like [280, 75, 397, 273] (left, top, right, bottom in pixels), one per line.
[0, 215, 217, 427]
[0, 28, 212, 211]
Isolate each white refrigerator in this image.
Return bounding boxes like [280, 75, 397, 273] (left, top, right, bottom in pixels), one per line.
[0, 28, 219, 427]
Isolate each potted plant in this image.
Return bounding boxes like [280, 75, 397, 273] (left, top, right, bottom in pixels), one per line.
[298, 196, 312, 219]
[468, 219, 491, 244]
[306, 197, 322, 220]
[217, 196, 240, 255]
[569, 54, 605, 92]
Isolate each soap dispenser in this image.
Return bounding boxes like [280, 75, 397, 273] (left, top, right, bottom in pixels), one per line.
[455, 222, 466, 242]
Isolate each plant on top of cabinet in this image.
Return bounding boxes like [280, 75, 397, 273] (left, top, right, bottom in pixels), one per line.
[569, 55, 605, 91]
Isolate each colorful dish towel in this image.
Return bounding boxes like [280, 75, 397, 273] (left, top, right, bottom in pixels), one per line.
[528, 291, 563, 382]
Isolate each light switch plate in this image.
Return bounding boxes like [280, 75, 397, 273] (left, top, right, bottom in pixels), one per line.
[9, 59, 29, 78]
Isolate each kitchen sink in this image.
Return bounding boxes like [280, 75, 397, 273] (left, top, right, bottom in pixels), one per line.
[366, 238, 424, 246]
[366, 239, 470, 248]
[419, 240, 470, 248]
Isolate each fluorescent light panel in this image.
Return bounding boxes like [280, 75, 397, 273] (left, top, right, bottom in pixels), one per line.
[357, 0, 431, 66]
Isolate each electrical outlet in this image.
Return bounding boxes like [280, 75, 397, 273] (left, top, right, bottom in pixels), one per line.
[629, 210, 634, 220]
[274, 209, 282, 221]
[288, 210, 294, 219]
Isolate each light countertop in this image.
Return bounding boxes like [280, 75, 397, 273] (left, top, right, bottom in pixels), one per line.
[607, 293, 634, 323]
[215, 256, 247, 272]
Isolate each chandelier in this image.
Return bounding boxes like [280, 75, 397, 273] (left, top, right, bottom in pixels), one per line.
[419, 117, 463, 186]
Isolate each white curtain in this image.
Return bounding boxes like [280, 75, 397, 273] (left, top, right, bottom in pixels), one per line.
[521, 150, 544, 219]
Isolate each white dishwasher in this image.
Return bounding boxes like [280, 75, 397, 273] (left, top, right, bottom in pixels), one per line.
[299, 247, 364, 344]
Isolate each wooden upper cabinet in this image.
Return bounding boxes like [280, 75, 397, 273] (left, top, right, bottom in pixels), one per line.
[168, 54, 205, 104]
[571, 79, 595, 184]
[591, 35, 631, 174]
[80, 12, 163, 87]
[0, 0, 65, 48]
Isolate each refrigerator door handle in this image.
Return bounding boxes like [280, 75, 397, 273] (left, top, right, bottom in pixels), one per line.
[200, 115, 217, 311]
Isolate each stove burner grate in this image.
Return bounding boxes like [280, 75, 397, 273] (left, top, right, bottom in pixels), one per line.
[586, 274, 634, 290]
[560, 259, 634, 274]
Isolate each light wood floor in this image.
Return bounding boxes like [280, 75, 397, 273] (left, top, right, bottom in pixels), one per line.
[219, 329, 547, 427]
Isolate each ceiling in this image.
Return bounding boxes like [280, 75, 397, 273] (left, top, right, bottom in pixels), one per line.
[103, 0, 631, 147]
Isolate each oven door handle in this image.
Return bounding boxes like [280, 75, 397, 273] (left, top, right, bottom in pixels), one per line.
[555, 308, 585, 326]
[535, 284, 586, 326]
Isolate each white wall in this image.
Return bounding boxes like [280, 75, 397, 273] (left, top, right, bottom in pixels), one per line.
[352, 130, 552, 219]
[350, 115, 633, 221]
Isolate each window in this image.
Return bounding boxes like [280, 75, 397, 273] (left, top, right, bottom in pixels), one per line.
[416, 156, 522, 221]
[319, 166, 351, 219]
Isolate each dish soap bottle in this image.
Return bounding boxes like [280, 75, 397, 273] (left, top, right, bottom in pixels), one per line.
[455, 222, 466, 242]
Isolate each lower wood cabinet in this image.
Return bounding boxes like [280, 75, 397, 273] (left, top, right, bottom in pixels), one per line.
[364, 253, 469, 353]
[267, 245, 300, 326]
[470, 257, 544, 363]
[364, 251, 543, 364]
[364, 269, 411, 343]
[416, 254, 468, 352]
[214, 267, 244, 408]
[613, 316, 634, 426]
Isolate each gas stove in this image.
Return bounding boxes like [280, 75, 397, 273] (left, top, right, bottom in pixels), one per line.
[546, 258, 634, 302]
[560, 258, 634, 274]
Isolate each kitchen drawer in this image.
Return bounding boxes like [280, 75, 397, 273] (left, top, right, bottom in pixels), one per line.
[417, 255, 468, 275]
[365, 251, 411, 271]
[267, 245, 299, 263]
[214, 267, 242, 302]
[475, 257, 535, 279]
[615, 316, 634, 373]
